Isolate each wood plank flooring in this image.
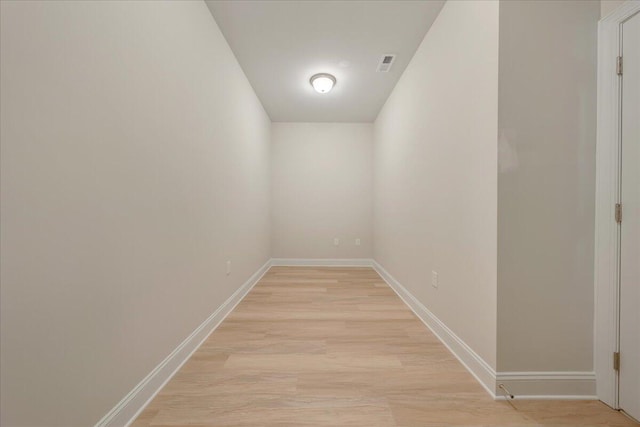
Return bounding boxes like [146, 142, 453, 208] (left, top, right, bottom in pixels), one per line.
[132, 267, 637, 426]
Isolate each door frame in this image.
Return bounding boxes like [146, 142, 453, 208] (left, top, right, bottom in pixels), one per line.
[595, 0, 640, 409]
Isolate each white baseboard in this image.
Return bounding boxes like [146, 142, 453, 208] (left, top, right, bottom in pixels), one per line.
[371, 260, 498, 398]
[495, 371, 597, 400]
[94, 260, 272, 427]
[271, 258, 374, 267]
[372, 260, 597, 401]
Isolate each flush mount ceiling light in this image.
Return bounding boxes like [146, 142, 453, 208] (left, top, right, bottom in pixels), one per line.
[310, 73, 336, 93]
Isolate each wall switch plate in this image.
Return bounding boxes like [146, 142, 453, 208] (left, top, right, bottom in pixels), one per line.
[226, 261, 231, 275]
[432, 271, 438, 288]
[355, 238, 361, 246]
[334, 238, 340, 246]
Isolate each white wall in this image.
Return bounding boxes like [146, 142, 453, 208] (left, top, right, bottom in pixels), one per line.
[373, 0, 499, 368]
[271, 123, 373, 258]
[496, 0, 599, 373]
[0, 1, 270, 426]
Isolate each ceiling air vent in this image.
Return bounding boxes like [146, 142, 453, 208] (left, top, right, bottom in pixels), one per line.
[377, 54, 396, 72]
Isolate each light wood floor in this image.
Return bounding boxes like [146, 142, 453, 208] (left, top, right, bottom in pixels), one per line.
[133, 267, 638, 426]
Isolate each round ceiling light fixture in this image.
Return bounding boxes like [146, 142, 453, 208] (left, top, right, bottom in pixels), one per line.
[310, 73, 336, 94]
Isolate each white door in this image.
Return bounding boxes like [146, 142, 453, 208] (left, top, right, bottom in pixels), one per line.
[619, 10, 640, 423]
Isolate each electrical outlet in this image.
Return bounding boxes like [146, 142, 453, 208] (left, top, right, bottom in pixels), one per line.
[355, 238, 361, 246]
[226, 261, 231, 275]
[432, 271, 438, 288]
[334, 238, 340, 246]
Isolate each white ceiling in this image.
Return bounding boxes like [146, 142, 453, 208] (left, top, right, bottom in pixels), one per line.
[205, 1, 445, 123]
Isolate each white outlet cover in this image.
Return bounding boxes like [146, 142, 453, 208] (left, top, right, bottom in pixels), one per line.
[355, 238, 361, 246]
[226, 261, 231, 275]
[431, 271, 438, 288]
[334, 238, 340, 246]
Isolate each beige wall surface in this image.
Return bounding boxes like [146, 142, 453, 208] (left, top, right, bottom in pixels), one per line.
[271, 123, 373, 258]
[497, 0, 599, 372]
[601, 0, 626, 17]
[0, 1, 271, 425]
[373, 0, 499, 368]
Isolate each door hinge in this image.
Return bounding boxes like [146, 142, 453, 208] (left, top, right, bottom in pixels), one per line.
[617, 56, 623, 75]
[615, 203, 622, 223]
[614, 352, 620, 371]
